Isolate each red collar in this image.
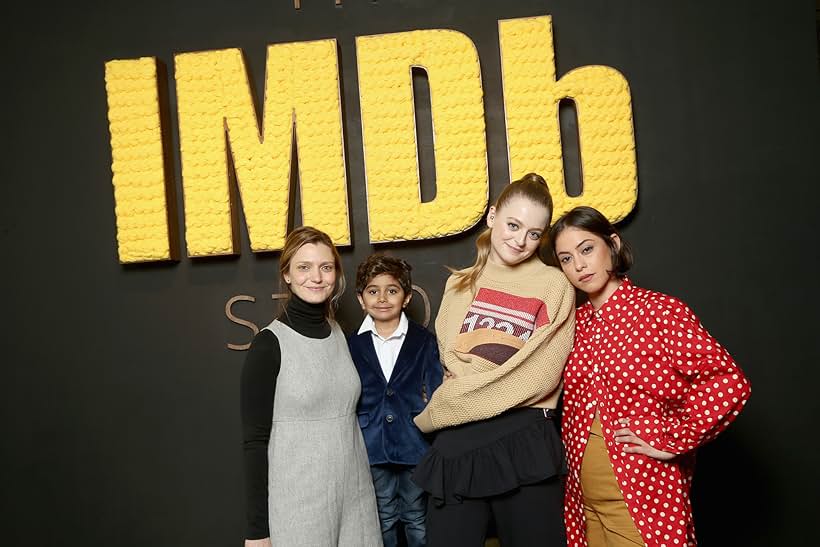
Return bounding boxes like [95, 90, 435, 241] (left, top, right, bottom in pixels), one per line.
[577, 277, 636, 328]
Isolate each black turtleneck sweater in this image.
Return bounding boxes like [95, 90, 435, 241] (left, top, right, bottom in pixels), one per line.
[240, 295, 331, 540]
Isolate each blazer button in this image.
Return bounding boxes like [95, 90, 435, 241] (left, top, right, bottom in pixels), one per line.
[386, 389, 394, 396]
[386, 414, 394, 423]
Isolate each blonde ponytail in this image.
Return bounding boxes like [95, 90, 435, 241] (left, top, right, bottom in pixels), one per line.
[447, 173, 553, 293]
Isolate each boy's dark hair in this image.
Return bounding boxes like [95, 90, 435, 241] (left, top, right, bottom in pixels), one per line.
[547, 206, 634, 277]
[355, 255, 413, 295]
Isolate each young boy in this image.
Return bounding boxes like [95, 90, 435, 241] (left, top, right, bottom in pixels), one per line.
[349, 255, 443, 547]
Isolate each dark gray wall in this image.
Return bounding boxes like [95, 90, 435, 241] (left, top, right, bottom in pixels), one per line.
[2, 0, 818, 544]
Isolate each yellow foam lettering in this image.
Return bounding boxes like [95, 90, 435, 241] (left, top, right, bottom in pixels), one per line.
[104, 57, 178, 263]
[174, 40, 349, 257]
[105, 18, 639, 262]
[356, 29, 488, 242]
[499, 16, 637, 223]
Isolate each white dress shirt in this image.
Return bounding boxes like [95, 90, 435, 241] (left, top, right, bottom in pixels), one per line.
[357, 312, 409, 382]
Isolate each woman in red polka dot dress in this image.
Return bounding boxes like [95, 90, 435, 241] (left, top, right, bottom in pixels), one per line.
[548, 206, 751, 547]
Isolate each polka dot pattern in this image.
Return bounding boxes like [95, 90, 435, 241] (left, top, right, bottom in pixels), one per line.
[561, 279, 751, 546]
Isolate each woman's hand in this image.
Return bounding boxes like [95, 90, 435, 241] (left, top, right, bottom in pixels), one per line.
[245, 538, 272, 547]
[614, 418, 676, 461]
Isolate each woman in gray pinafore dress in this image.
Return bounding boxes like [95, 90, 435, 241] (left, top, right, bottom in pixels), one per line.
[241, 227, 381, 547]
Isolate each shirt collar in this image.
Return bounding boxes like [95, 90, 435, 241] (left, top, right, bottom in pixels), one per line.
[578, 277, 635, 328]
[358, 311, 409, 341]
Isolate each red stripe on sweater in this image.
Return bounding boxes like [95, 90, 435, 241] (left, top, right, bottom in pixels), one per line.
[460, 288, 549, 342]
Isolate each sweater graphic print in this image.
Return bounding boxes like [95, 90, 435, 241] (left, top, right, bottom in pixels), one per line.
[414, 258, 575, 433]
[456, 287, 550, 366]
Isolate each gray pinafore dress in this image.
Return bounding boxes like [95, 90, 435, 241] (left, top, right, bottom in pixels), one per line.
[264, 320, 382, 547]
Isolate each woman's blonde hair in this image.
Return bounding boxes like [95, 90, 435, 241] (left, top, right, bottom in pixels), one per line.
[279, 226, 346, 319]
[449, 173, 553, 292]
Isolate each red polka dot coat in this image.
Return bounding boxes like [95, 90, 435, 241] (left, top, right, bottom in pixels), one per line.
[562, 279, 751, 546]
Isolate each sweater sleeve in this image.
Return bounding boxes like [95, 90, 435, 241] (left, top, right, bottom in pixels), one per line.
[415, 274, 576, 433]
[240, 330, 281, 540]
[650, 300, 751, 454]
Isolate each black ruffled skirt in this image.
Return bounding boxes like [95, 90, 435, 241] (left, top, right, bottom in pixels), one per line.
[412, 408, 566, 505]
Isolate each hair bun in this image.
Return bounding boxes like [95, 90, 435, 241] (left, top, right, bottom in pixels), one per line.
[521, 172, 548, 187]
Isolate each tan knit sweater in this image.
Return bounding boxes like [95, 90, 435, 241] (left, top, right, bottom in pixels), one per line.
[414, 257, 575, 433]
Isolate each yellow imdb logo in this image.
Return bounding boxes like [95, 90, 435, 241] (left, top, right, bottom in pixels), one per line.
[104, 16, 637, 264]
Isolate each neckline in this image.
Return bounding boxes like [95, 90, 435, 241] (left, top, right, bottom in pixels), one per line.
[277, 294, 332, 339]
[580, 277, 634, 321]
[274, 318, 335, 341]
[481, 255, 543, 280]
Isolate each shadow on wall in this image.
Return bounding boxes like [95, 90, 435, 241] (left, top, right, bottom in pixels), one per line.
[692, 428, 774, 545]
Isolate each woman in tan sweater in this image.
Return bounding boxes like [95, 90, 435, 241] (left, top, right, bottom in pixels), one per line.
[413, 173, 575, 547]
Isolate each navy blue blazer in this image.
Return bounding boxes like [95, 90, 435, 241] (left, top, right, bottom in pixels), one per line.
[349, 319, 444, 467]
